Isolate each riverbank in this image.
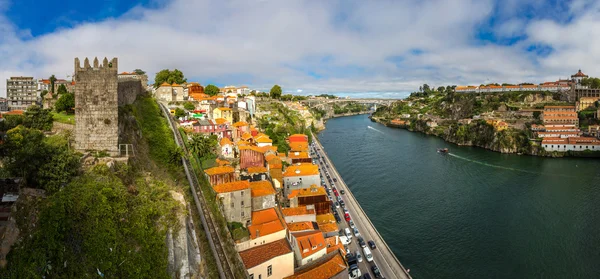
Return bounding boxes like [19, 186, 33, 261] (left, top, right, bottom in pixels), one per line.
[312, 133, 412, 279]
[371, 115, 600, 158]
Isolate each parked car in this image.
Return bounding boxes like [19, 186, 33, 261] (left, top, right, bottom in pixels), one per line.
[343, 208, 349, 215]
[349, 220, 355, 230]
[344, 228, 352, 239]
[345, 213, 351, 222]
[335, 201, 340, 209]
[363, 247, 373, 263]
[357, 236, 366, 248]
[356, 250, 363, 262]
[334, 213, 341, 223]
[339, 200, 345, 207]
[368, 240, 376, 250]
[362, 273, 372, 279]
[353, 227, 361, 237]
[371, 265, 381, 278]
[333, 178, 338, 182]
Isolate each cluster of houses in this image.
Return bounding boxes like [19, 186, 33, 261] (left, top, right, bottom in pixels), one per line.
[530, 105, 600, 152]
[454, 70, 588, 93]
[199, 129, 348, 279]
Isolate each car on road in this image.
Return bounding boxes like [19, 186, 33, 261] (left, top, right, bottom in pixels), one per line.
[345, 213, 351, 222]
[343, 208, 349, 215]
[344, 228, 353, 239]
[361, 273, 372, 279]
[353, 227, 361, 237]
[340, 189, 345, 195]
[368, 240, 376, 250]
[356, 250, 363, 262]
[333, 178, 338, 182]
[335, 201, 340, 208]
[334, 213, 341, 223]
[339, 200, 345, 207]
[371, 265, 381, 278]
[357, 236, 366, 248]
[349, 220, 355, 229]
[363, 247, 373, 263]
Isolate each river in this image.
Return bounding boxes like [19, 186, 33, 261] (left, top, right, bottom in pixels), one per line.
[317, 114, 600, 279]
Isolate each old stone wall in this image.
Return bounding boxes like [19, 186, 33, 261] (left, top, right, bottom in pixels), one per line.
[118, 79, 144, 106]
[73, 57, 119, 154]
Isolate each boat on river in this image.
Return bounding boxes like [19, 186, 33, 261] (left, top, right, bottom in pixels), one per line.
[437, 148, 449, 154]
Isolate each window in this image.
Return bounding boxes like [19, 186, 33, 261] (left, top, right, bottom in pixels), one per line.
[241, 211, 244, 217]
[267, 265, 272, 276]
[259, 275, 261, 279]
[249, 274, 254, 279]
[241, 191, 244, 196]
[241, 201, 244, 206]
[230, 202, 234, 208]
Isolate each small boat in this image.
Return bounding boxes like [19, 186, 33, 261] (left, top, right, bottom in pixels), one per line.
[437, 148, 449, 154]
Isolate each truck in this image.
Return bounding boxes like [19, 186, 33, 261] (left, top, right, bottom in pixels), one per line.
[347, 254, 361, 279]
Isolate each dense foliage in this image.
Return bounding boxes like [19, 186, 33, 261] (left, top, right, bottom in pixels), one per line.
[270, 84, 282, 99]
[2, 165, 179, 279]
[154, 69, 186, 88]
[57, 84, 68, 95]
[23, 105, 54, 131]
[55, 93, 75, 113]
[132, 96, 182, 173]
[1, 126, 80, 193]
[188, 134, 218, 159]
[183, 101, 195, 111]
[204, 84, 219, 96]
[333, 102, 368, 114]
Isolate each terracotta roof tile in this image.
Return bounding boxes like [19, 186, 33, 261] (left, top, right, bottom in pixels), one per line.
[204, 166, 235, 176]
[214, 118, 228, 125]
[216, 158, 231, 166]
[281, 206, 316, 216]
[248, 208, 285, 239]
[283, 164, 319, 177]
[213, 180, 250, 194]
[232, 121, 249, 127]
[247, 167, 268, 174]
[284, 251, 346, 279]
[287, 222, 316, 232]
[289, 142, 309, 152]
[288, 151, 310, 159]
[289, 134, 308, 142]
[288, 185, 326, 199]
[220, 137, 232, 146]
[239, 239, 292, 269]
[250, 180, 276, 197]
[292, 230, 326, 259]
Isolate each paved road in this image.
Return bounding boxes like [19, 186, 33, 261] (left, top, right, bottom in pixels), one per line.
[310, 139, 412, 279]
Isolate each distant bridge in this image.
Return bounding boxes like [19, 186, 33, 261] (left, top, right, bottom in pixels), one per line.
[301, 98, 399, 107]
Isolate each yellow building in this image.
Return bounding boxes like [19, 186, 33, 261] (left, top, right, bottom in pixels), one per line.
[213, 107, 233, 123]
[577, 97, 599, 111]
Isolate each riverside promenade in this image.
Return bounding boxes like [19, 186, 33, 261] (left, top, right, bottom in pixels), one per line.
[313, 135, 412, 279]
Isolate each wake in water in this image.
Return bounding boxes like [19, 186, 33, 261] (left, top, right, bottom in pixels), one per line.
[367, 126, 385, 134]
[446, 153, 573, 178]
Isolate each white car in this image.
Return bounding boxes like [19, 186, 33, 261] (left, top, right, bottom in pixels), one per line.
[353, 227, 361, 237]
[356, 251, 363, 262]
[349, 220, 355, 230]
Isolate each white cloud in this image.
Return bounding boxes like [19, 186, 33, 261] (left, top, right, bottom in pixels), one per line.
[0, 0, 599, 97]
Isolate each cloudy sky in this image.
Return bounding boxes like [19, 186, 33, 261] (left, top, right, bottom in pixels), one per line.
[1, 0, 600, 98]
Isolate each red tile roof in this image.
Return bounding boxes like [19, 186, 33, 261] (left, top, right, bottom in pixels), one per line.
[287, 222, 316, 232]
[213, 180, 250, 194]
[249, 180, 276, 197]
[284, 250, 347, 279]
[292, 230, 326, 259]
[281, 206, 316, 216]
[283, 164, 319, 177]
[204, 166, 235, 176]
[239, 239, 292, 269]
[248, 208, 285, 239]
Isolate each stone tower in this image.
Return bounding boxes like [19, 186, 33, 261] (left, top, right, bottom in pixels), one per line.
[73, 57, 119, 155]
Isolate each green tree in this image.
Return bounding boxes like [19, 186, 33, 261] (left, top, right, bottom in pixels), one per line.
[174, 107, 186, 118]
[23, 105, 54, 131]
[270, 84, 282, 99]
[40, 89, 49, 99]
[49, 74, 57, 93]
[154, 69, 186, 88]
[1, 165, 178, 278]
[205, 84, 220, 96]
[437, 86, 445, 94]
[55, 93, 75, 113]
[57, 84, 68, 95]
[422, 84, 430, 93]
[183, 102, 195, 111]
[133, 68, 146, 75]
[189, 134, 218, 159]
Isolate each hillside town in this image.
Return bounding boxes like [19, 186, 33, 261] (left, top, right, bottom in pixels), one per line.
[375, 69, 600, 156]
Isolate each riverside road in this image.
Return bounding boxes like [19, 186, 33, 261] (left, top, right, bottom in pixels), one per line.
[311, 137, 411, 279]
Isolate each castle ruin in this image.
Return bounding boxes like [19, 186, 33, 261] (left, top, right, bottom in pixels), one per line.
[73, 57, 119, 155]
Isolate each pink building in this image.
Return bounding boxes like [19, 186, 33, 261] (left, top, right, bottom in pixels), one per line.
[240, 146, 265, 170]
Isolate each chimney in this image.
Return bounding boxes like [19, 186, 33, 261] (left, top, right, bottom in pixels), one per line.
[256, 229, 260, 238]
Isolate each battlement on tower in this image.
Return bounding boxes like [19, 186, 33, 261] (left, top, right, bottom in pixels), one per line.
[73, 57, 119, 155]
[74, 57, 118, 73]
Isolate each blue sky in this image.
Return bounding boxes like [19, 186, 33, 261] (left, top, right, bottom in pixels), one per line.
[2, 0, 600, 98]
